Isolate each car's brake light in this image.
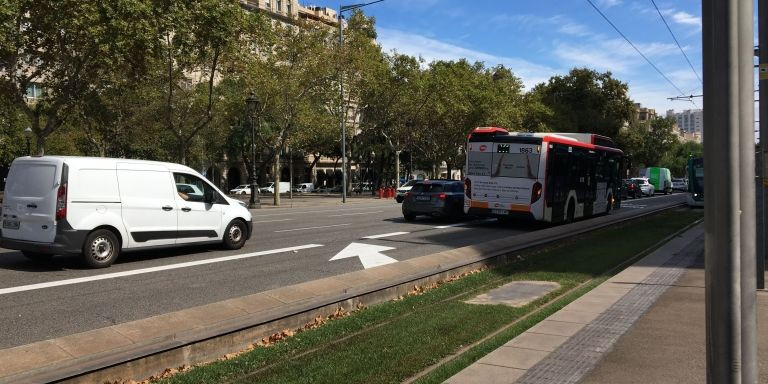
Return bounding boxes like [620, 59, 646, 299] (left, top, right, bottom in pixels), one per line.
[56, 183, 67, 220]
[438, 193, 447, 200]
[531, 182, 542, 204]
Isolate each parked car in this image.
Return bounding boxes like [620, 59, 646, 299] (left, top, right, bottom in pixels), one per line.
[229, 184, 252, 195]
[395, 179, 419, 203]
[293, 183, 315, 193]
[672, 178, 688, 192]
[259, 181, 291, 194]
[622, 179, 641, 199]
[631, 177, 655, 196]
[0, 156, 253, 268]
[402, 180, 465, 221]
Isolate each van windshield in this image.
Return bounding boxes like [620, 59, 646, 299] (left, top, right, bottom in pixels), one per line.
[6, 163, 57, 198]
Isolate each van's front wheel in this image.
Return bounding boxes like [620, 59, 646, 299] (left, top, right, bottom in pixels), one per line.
[223, 220, 247, 250]
[82, 229, 119, 268]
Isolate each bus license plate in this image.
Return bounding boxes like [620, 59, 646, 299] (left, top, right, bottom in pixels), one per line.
[2, 219, 20, 230]
[492, 209, 508, 215]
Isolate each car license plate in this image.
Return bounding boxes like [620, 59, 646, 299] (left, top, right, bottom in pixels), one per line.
[2, 219, 20, 230]
[415, 196, 431, 201]
[492, 209, 508, 215]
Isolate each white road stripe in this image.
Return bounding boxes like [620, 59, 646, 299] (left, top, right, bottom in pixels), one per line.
[328, 211, 383, 217]
[362, 232, 410, 239]
[0, 244, 324, 296]
[274, 224, 351, 233]
[252, 218, 294, 223]
[434, 219, 495, 229]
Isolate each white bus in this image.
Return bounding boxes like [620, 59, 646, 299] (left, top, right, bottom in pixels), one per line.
[464, 127, 624, 223]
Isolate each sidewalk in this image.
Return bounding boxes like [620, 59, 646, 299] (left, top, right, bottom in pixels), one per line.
[445, 223, 768, 383]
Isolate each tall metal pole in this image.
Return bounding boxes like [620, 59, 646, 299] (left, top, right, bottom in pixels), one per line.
[339, 8, 347, 204]
[289, 146, 293, 200]
[758, 0, 768, 290]
[703, 0, 757, 382]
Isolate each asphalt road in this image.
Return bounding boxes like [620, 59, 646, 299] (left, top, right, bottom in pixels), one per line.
[0, 193, 686, 349]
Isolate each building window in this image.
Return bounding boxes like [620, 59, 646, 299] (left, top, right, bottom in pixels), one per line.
[277, 0, 282, 12]
[26, 83, 43, 99]
[264, 0, 271, 10]
[287, 0, 292, 14]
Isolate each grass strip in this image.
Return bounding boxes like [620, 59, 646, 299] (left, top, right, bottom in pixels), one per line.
[157, 209, 702, 384]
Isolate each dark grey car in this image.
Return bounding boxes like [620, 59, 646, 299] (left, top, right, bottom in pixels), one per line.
[401, 180, 464, 221]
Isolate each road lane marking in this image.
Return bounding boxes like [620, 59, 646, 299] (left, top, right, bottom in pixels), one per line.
[252, 218, 294, 223]
[274, 224, 351, 233]
[252, 205, 397, 218]
[362, 232, 410, 239]
[0, 244, 324, 296]
[330, 242, 397, 269]
[328, 211, 383, 217]
[434, 219, 495, 229]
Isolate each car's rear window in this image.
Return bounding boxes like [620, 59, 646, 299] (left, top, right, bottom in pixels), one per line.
[411, 183, 444, 193]
[6, 163, 57, 198]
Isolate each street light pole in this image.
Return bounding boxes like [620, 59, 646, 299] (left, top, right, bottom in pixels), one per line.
[338, 0, 384, 204]
[245, 93, 261, 209]
[23, 127, 32, 156]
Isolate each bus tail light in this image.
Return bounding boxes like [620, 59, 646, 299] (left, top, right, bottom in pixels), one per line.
[56, 183, 68, 220]
[464, 179, 472, 198]
[438, 193, 447, 201]
[531, 182, 542, 204]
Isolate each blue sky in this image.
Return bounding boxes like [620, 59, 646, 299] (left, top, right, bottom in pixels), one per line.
[333, 0, 710, 114]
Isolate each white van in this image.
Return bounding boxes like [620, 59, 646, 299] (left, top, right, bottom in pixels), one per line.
[259, 181, 290, 194]
[0, 156, 253, 268]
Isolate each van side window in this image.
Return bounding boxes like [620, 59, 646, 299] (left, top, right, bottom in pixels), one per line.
[173, 173, 224, 204]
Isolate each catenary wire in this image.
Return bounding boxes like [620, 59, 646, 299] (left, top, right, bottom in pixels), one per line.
[650, 0, 703, 85]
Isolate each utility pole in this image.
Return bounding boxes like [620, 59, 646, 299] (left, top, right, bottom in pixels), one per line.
[702, 0, 757, 382]
[758, 0, 767, 290]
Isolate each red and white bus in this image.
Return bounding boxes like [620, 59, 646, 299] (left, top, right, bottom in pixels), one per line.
[464, 127, 624, 223]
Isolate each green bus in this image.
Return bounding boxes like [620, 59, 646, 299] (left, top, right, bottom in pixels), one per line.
[686, 157, 703, 207]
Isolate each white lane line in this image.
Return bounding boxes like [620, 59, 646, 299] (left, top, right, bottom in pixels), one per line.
[362, 232, 410, 239]
[274, 224, 351, 233]
[328, 211, 383, 217]
[252, 218, 294, 223]
[252, 205, 397, 218]
[0, 244, 324, 296]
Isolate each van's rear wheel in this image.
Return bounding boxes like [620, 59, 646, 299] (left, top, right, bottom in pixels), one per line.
[82, 229, 119, 268]
[223, 220, 247, 250]
[22, 251, 53, 262]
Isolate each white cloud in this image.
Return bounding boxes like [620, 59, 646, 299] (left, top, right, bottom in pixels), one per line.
[671, 11, 701, 29]
[376, 27, 559, 89]
[599, 0, 623, 8]
[552, 38, 679, 73]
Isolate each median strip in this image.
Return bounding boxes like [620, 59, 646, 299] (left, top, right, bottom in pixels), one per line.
[153, 209, 702, 384]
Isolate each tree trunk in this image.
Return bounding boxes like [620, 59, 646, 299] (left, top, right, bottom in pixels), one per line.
[178, 139, 187, 165]
[273, 151, 281, 206]
[35, 135, 45, 156]
[395, 150, 401, 187]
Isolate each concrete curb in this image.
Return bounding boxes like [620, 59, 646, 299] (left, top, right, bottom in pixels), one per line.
[0, 200, 686, 384]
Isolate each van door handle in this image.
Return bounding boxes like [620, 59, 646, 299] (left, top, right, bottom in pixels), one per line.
[181, 207, 191, 212]
[26, 204, 37, 209]
[162, 206, 174, 211]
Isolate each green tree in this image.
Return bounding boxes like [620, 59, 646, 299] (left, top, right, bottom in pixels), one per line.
[0, 0, 156, 155]
[533, 68, 634, 138]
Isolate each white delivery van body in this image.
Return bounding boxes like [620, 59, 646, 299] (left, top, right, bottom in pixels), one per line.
[260, 181, 290, 194]
[1, 156, 253, 268]
[294, 183, 315, 193]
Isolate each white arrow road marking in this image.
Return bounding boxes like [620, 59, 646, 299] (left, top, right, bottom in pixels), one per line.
[0, 244, 324, 296]
[362, 232, 409, 239]
[330, 242, 397, 269]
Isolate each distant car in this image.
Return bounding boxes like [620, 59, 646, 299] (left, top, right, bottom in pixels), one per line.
[671, 178, 688, 192]
[229, 184, 252, 195]
[395, 179, 419, 203]
[622, 179, 641, 199]
[315, 185, 333, 193]
[632, 177, 655, 197]
[293, 183, 315, 193]
[402, 180, 465, 221]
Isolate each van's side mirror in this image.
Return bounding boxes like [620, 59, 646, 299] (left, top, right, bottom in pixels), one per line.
[204, 189, 215, 204]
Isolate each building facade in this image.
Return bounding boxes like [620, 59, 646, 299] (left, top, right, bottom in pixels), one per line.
[666, 109, 703, 136]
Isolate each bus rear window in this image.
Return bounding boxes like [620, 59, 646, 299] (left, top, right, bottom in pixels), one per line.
[467, 142, 540, 179]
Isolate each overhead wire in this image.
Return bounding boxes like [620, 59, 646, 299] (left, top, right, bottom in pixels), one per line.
[585, 0, 688, 98]
[649, 0, 703, 85]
